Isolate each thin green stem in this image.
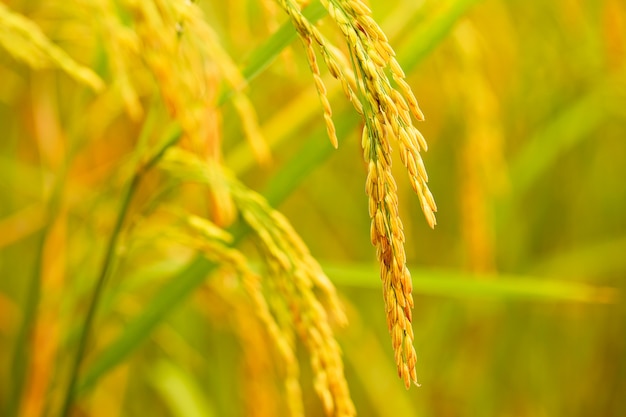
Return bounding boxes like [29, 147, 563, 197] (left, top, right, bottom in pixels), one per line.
[59, 173, 139, 417]
[59, 123, 183, 417]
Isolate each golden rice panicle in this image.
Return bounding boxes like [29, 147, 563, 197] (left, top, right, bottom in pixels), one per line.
[162, 210, 303, 416]
[124, 0, 268, 164]
[277, 0, 436, 389]
[295, 286, 355, 417]
[321, 2, 436, 385]
[231, 180, 355, 417]
[363, 124, 418, 389]
[319, 0, 437, 228]
[232, 180, 347, 328]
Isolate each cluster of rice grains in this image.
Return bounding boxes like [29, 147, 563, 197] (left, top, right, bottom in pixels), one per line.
[159, 149, 355, 417]
[231, 179, 355, 417]
[96, 0, 268, 165]
[277, 0, 437, 389]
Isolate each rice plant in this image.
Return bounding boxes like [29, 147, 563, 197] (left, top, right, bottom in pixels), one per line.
[1, 0, 624, 417]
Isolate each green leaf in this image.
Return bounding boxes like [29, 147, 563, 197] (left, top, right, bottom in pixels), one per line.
[323, 263, 618, 303]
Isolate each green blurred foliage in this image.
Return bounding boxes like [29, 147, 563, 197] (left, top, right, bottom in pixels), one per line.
[1, 0, 625, 416]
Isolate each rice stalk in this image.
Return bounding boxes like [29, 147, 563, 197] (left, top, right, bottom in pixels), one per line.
[274, 0, 437, 388]
[231, 180, 355, 417]
[159, 147, 353, 416]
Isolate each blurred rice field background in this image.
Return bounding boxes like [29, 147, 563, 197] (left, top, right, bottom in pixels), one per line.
[1, 0, 625, 416]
